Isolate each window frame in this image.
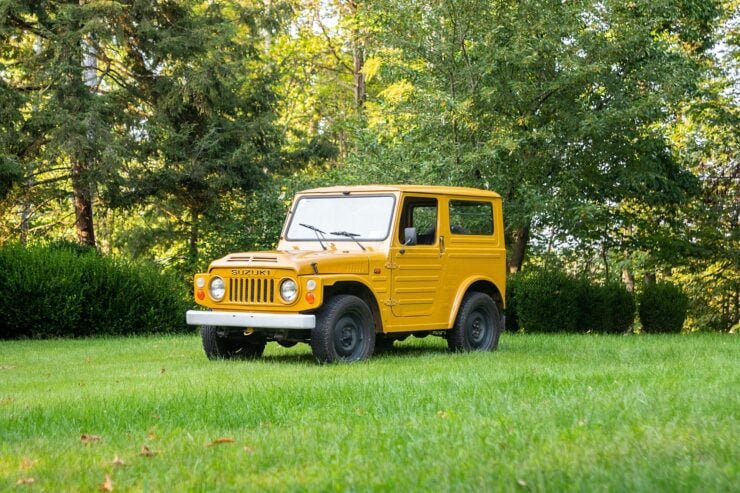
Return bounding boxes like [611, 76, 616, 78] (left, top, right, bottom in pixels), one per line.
[448, 199, 494, 236]
[284, 194, 397, 242]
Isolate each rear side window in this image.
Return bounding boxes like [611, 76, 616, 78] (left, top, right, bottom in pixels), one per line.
[449, 200, 493, 235]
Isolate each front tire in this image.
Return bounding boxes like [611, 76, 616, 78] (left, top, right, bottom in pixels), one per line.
[201, 326, 266, 360]
[447, 292, 501, 352]
[311, 295, 376, 363]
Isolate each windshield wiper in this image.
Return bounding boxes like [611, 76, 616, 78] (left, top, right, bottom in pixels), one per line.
[299, 223, 328, 250]
[330, 231, 366, 251]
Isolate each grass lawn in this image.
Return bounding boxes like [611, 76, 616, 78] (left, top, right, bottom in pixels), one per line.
[0, 333, 737, 492]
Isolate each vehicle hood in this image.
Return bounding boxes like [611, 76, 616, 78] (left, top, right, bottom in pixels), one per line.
[208, 249, 371, 276]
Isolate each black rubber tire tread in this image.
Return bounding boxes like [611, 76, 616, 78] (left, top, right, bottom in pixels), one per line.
[201, 325, 228, 360]
[311, 295, 376, 363]
[447, 292, 501, 352]
[201, 326, 266, 360]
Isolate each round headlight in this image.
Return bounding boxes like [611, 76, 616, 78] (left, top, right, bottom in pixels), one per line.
[209, 276, 225, 301]
[280, 278, 298, 303]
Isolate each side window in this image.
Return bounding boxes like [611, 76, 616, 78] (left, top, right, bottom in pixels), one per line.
[449, 200, 493, 235]
[399, 197, 438, 245]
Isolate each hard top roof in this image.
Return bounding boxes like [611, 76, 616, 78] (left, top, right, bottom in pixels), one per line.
[298, 184, 501, 199]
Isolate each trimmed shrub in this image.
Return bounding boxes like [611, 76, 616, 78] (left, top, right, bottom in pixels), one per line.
[578, 281, 636, 333]
[513, 270, 580, 333]
[508, 271, 635, 333]
[0, 243, 190, 339]
[505, 274, 522, 332]
[638, 282, 689, 333]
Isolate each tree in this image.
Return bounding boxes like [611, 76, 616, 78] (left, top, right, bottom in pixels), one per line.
[103, 1, 281, 270]
[0, 1, 202, 247]
[344, 0, 722, 273]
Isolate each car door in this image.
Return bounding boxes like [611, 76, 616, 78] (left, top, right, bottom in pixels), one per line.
[388, 195, 448, 327]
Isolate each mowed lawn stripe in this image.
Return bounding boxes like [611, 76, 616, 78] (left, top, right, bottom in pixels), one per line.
[1, 334, 737, 492]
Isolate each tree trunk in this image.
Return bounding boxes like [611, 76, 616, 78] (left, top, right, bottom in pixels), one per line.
[353, 40, 365, 108]
[508, 224, 530, 273]
[622, 268, 635, 293]
[189, 207, 199, 267]
[601, 243, 610, 284]
[71, 30, 97, 248]
[20, 201, 31, 245]
[347, 0, 365, 109]
[21, 36, 43, 245]
[71, 158, 96, 247]
[20, 170, 33, 245]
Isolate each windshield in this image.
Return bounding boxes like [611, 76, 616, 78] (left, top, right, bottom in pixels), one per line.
[286, 195, 395, 241]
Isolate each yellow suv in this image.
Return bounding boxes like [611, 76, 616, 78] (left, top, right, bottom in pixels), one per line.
[186, 185, 506, 363]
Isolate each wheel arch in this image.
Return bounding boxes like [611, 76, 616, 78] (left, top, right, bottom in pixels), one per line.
[323, 279, 383, 333]
[447, 277, 505, 328]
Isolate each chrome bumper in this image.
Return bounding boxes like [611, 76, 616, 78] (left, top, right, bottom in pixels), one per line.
[186, 310, 316, 330]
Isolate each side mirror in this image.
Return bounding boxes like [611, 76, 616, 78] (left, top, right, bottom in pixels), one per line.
[404, 227, 417, 246]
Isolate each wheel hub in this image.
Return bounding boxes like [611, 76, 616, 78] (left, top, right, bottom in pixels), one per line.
[468, 311, 488, 346]
[340, 325, 356, 349]
[334, 315, 363, 356]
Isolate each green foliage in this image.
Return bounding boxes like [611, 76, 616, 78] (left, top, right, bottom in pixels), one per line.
[508, 270, 635, 333]
[0, 243, 189, 339]
[199, 185, 290, 267]
[578, 282, 637, 334]
[673, 262, 739, 332]
[639, 282, 690, 333]
[509, 270, 581, 333]
[505, 274, 522, 332]
[0, 0, 735, 336]
[0, 156, 23, 200]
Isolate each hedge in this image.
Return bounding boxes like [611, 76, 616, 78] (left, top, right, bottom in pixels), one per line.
[578, 281, 637, 334]
[638, 282, 689, 333]
[0, 242, 190, 339]
[507, 270, 635, 333]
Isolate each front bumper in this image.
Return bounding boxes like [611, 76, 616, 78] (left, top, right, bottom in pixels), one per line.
[186, 310, 316, 330]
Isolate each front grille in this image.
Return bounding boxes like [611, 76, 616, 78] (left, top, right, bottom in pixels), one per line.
[228, 278, 275, 304]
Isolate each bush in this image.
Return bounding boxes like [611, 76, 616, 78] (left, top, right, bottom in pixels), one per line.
[505, 274, 522, 332]
[0, 243, 190, 339]
[511, 270, 580, 333]
[638, 282, 689, 333]
[507, 270, 635, 333]
[578, 282, 636, 334]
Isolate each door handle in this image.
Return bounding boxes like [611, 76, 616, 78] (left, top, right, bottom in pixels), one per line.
[439, 236, 445, 254]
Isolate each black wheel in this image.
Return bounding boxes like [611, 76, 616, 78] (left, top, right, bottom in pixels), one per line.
[447, 292, 501, 352]
[311, 295, 376, 363]
[201, 326, 266, 360]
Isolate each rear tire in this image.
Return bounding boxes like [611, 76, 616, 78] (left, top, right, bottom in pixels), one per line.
[447, 292, 501, 352]
[311, 295, 376, 363]
[201, 326, 266, 360]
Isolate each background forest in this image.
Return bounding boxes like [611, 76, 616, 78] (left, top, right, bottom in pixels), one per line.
[0, 0, 737, 332]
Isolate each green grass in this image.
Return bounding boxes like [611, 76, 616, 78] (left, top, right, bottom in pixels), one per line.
[1, 334, 737, 492]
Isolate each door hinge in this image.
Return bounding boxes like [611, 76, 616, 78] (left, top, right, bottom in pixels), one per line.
[384, 262, 398, 269]
[383, 299, 399, 307]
